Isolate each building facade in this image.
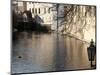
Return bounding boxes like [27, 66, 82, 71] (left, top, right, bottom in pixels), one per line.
[16, 1, 54, 29]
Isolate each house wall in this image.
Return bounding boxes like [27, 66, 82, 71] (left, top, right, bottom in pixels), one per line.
[16, 2, 53, 29]
[26, 2, 53, 28]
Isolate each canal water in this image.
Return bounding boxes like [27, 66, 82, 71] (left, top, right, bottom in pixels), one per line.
[11, 31, 90, 74]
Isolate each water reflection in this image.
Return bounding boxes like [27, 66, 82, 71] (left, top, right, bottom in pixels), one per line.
[12, 32, 90, 74]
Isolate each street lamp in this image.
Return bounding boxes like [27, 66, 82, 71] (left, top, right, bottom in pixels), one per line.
[87, 39, 96, 68]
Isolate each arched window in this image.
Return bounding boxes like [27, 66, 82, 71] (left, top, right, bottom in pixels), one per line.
[48, 8, 50, 13]
[29, 2, 31, 4]
[35, 8, 37, 14]
[32, 8, 34, 13]
[44, 8, 46, 14]
[38, 8, 40, 14]
[29, 8, 31, 12]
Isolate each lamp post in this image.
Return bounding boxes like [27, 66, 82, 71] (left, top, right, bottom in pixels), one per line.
[56, 4, 59, 33]
[87, 39, 96, 68]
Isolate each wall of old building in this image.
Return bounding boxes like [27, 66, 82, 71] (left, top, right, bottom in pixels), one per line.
[26, 2, 53, 27]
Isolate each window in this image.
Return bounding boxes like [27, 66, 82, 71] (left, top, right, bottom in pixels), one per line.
[38, 8, 40, 14]
[44, 8, 46, 14]
[32, 8, 34, 13]
[29, 8, 31, 12]
[29, 2, 31, 4]
[35, 8, 37, 14]
[48, 8, 50, 13]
